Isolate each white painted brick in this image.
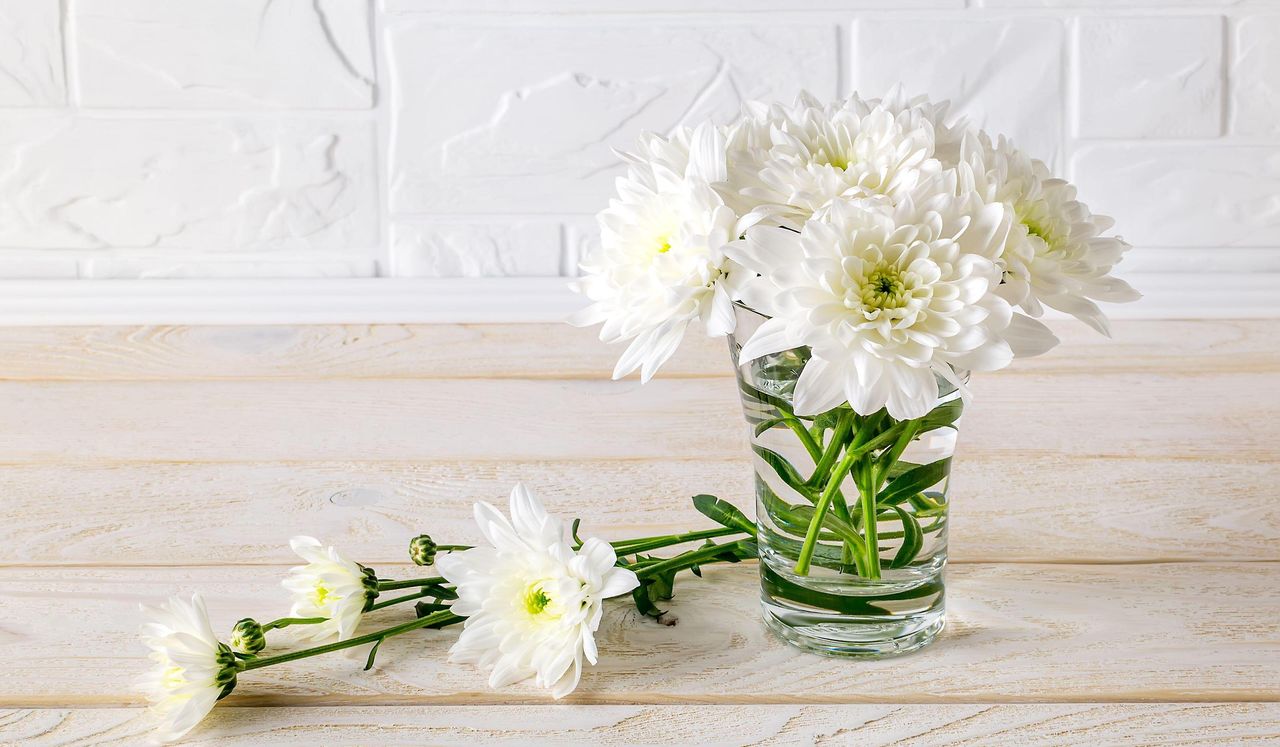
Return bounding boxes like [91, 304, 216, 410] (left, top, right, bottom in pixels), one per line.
[391, 221, 563, 277]
[0, 0, 65, 106]
[80, 256, 376, 278]
[76, 0, 373, 109]
[1232, 15, 1280, 137]
[0, 117, 377, 251]
[1076, 16, 1223, 138]
[562, 219, 601, 277]
[1072, 145, 1280, 247]
[852, 18, 1065, 168]
[387, 21, 838, 214]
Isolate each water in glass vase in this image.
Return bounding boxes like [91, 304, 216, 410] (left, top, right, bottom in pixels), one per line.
[729, 304, 961, 658]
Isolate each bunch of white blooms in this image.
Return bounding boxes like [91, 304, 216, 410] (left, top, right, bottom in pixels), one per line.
[573, 91, 1139, 419]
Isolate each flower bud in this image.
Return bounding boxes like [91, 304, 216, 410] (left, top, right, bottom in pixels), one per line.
[229, 618, 266, 655]
[409, 534, 437, 566]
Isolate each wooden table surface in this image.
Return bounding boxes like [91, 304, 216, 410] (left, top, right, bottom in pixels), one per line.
[1, 321, 1277, 745]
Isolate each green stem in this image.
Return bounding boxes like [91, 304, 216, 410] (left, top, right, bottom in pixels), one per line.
[261, 616, 327, 631]
[242, 610, 463, 671]
[377, 576, 445, 591]
[793, 444, 862, 576]
[631, 539, 753, 580]
[858, 461, 881, 579]
[781, 416, 824, 464]
[611, 527, 741, 556]
[367, 588, 445, 611]
[861, 420, 921, 578]
[806, 412, 852, 488]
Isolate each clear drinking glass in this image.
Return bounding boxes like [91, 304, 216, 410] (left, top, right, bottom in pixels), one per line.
[729, 304, 960, 657]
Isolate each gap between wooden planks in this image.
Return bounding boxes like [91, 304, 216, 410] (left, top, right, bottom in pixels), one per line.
[5, 704, 1280, 746]
[3, 563, 1277, 706]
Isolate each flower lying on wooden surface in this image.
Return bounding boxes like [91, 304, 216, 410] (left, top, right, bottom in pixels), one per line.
[138, 593, 239, 743]
[281, 536, 379, 643]
[138, 488, 757, 742]
[437, 484, 640, 698]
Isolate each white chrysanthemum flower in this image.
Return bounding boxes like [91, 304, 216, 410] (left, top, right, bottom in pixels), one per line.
[731, 91, 946, 228]
[958, 133, 1141, 334]
[139, 593, 238, 743]
[436, 484, 639, 699]
[730, 196, 1021, 420]
[282, 536, 377, 643]
[571, 123, 759, 382]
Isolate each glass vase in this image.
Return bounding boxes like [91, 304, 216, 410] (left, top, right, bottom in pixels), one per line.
[729, 304, 961, 658]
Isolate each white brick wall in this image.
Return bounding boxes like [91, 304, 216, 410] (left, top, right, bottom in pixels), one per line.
[0, 0, 1277, 308]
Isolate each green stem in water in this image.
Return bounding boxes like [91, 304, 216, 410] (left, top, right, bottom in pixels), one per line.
[793, 444, 862, 576]
[242, 610, 463, 672]
[863, 420, 922, 578]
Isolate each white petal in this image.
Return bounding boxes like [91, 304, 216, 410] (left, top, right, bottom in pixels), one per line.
[792, 356, 848, 416]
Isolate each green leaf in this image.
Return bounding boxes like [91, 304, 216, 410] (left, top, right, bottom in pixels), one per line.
[631, 582, 664, 617]
[753, 416, 787, 437]
[737, 378, 792, 413]
[692, 494, 756, 535]
[752, 445, 815, 500]
[761, 565, 942, 616]
[915, 399, 963, 433]
[878, 458, 951, 507]
[888, 506, 923, 568]
[787, 504, 866, 557]
[757, 484, 819, 536]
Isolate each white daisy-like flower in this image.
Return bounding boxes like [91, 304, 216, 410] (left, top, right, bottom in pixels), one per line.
[731, 91, 946, 228]
[958, 133, 1141, 334]
[139, 593, 238, 743]
[282, 536, 378, 643]
[730, 195, 1020, 420]
[570, 123, 759, 382]
[436, 484, 639, 699]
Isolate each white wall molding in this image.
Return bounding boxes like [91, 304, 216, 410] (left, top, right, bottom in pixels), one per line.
[0, 274, 1273, 326]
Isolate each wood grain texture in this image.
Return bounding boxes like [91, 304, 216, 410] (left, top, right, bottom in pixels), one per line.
[0, 320, 1274, 380]
[3, 457, 1277, 566]
[5, 564, 1278, 705]
[2, 320, 1276, 741]
[1, 371, 1275, 463]
[5, 703, 1280, 746]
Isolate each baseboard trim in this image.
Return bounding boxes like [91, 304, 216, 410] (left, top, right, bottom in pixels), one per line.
[0, 275, 1273, 325]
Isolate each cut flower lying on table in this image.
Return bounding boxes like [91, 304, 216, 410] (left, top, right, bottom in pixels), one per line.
[139, 485, 758, 742]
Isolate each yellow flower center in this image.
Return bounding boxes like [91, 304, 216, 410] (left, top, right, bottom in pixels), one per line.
[310, 584, 334, 607]
[655, 237, 672, 255]
[523, 582, 553, 617]
[161, 664, 187, 691]
[855, 264, 910, 311]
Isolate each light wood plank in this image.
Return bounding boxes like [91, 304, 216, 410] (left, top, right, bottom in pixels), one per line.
[5, 703, 1279, 746]
[3, 457, 1276, 566]
[4, 563, 1277, 705]
[1, 372, 1275, 462]
[0, 320, 1273, 380]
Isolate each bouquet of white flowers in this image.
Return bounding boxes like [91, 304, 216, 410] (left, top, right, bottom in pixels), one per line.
[571, 90, 1139, 657]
